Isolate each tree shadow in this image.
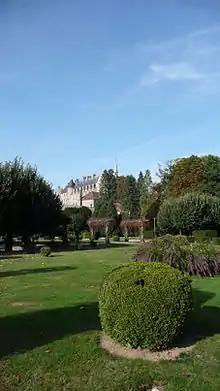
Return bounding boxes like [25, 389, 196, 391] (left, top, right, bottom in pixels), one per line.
[0, 302, 100, 358]
[184, 288, 220, 342]
[0, 255, 24, 260]
[0, 266, 76, 278]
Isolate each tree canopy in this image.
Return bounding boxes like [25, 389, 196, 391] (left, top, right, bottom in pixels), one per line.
[0, 158, 63, 251]
[120, 175, 140, 218]
[93, 169, 117, 218]
[157, 193, 220, 235]
[158, 155, 220, 198]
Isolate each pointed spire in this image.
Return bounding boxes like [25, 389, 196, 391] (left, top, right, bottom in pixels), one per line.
[114, 156, 118, 177]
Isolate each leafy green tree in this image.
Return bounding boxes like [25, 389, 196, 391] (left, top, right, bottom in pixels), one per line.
[157, 193, 220, 235]
[116, 176, 125, 201]
[93, 169, 117, 218]
[140, 170, 153, 218]
[158, 155, 204, 198]
[120, 175, 140, 218]
[137, 171, 144, 195]
[0, 158, 63, 252]
[202, 155, 220, 197]
[64, 206, 92, 242]
[157, 155, 220, 199]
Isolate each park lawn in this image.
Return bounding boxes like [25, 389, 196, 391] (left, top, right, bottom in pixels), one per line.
[0, 245, 220, 391]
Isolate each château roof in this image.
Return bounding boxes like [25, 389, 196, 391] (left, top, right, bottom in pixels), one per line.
[82, 191, 99, 201]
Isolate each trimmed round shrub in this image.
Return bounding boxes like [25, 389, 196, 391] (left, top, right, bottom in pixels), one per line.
[40, 246, 51, 257]
[99, 262, 193, 351]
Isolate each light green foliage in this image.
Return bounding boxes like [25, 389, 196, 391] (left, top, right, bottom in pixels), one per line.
[40, 246, 52, 257]
[157, 193, 220, 235]
[99, 262, 193, 351]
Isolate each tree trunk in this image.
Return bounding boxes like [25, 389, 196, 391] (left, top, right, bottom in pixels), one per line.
[90, 226, 94, 241]
[124, 226, 129, 242]
[22, 235, 32, 253]
[5, 232, 13, 253]
[105, 224, 110, 244]
[140, 224, 144, 242]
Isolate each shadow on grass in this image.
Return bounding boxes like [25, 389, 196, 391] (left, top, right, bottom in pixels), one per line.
[0, 302, 100, 358]
[0, 242, 133, 256]
[0, 266, 76, 278]
[184, 288, 220, 342]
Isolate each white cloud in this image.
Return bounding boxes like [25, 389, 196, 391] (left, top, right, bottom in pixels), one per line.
[141, 61, 204, 86]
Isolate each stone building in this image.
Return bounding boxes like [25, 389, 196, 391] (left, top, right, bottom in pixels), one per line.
[56, 174, 101, 211]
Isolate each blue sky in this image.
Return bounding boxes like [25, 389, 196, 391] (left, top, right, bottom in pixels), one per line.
[1, 1, 220, 188]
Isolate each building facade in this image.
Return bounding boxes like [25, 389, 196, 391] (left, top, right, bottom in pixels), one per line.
[56, 174, 101, 211]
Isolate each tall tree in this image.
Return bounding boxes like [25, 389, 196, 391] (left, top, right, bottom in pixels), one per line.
[116, 176, 125, 201]
[0, 158, 63, 252]
[93, 169, 117, 218]
[65, 206, 92, 243]
[158, 155, 204, 198]
[140, 170, 153, 218]
[120, 175, 140, 218]
[137, 171, 144, 195]
[202, 155, 220, 197]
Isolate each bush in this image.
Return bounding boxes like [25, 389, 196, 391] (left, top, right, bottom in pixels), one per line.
[213, 237, 220, 246]
[40, 246, 51, 257]
[82, 231, 90, 240]
[183, 242, 220, 276]
[133, 235, 220, 277]
[99, 262, 193, 351]
[157, 193, 220, 235]
[144, 229, 154, 239]
[111, 235, 120, 242]
[193, 230, 218, 242]
[187, 236, 196, 243]
[133, 235, 189, 272]
[90, 240, 97, 247]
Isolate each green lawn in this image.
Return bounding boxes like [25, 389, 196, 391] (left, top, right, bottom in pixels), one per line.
[1, 245, 220, 391]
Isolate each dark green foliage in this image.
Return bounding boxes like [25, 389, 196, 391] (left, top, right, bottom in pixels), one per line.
[193, 230, 218, 242]
[120, 175, 140, 218]
[187, 236, 196, 244]
[133, 235, 189, 272]
[99, 262, 193, 351]
[134, 235, 220, 277]
[111, 235, 120, 242]
[90, 240, 97, 247]
[213, 237, 220, 245]
[93, 169, 117, 218]
[40, 246, 51, 257]
[157, 193, 220, 235]
[0, 158, 63, 252]
[65, 206, 92, 242]
[143, 229, 154, 239]
[202, 155, 220, 197]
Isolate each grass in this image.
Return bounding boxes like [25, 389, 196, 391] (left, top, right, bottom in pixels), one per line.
[0, 245, 220, 390]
